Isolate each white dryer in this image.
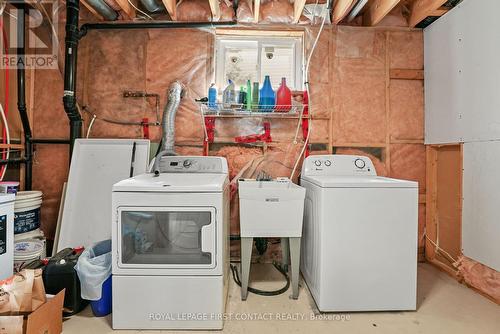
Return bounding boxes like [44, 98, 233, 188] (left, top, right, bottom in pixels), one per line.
[300, 155, 418, 312]
[111, 156, 229, 330]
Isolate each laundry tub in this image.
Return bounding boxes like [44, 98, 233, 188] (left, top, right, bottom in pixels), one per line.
[238, 178, 306, 238]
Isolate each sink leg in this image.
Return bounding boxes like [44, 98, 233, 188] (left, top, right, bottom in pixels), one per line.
[281, 237, 290, 272]
[289, 237, 301, 299]
[240, 237, 253, 301]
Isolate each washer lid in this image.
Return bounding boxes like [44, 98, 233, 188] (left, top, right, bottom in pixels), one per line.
[301, 175, 418, 188]
[113, 173, 228, 192]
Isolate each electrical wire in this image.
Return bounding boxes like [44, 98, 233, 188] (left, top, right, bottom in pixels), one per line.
[0, 13, 9, 180]
[126, 0, 154, 20]
[230, 262, 291, 296]
[290, 3, 328, 180]
[86, 114, 97, 138]
[423, 226, 458, 266]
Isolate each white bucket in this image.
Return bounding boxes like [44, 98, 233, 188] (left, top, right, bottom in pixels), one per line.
[14, 191, 43, 234]
[14, 228, 45, 242]
[13, 239, 45, 272]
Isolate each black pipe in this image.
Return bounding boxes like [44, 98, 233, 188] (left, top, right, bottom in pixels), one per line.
[79, 21, 237, 38]
[31, 138, 72, 144]
[63, 0, 83, 158]
[15, 3, 33, 190]
[0, 158, 27, 166]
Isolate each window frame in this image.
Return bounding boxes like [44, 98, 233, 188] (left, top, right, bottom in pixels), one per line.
[214, 34, 305, 91]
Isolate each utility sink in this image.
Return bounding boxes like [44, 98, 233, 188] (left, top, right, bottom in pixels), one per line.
[238, 178, 306, 238]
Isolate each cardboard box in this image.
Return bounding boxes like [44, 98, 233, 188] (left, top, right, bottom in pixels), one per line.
[0, 290, 64, 334]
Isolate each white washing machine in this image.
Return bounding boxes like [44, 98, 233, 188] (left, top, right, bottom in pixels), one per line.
[111, 156, 230, 330]
[300, 155, 418, 312]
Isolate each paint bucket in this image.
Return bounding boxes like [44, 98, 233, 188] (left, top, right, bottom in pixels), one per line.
[13, 239, 45, 272]
[14, 228, 46, 258]
[14, 191, 43, 234]
[0, 181, 20, 194]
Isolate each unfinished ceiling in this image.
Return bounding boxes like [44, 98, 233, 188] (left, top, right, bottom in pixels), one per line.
[77, 0, 462, 28]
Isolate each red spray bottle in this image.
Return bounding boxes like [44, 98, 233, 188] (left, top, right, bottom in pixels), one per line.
[275, 77, 292, 112]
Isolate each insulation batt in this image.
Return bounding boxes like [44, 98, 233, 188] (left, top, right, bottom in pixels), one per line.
[259, 0, 294, 24]
[456, 256, 500, 304]
[176, 0, 235, 21]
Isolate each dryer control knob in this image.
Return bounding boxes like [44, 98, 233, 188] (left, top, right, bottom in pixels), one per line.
[183, 160, 192, 168]
[314, 160, 322, 167]
[354, 158, 365, 169]
[324, 160, 331, 167]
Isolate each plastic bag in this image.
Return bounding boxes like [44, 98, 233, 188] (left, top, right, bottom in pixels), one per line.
[74, 240, 112, 301]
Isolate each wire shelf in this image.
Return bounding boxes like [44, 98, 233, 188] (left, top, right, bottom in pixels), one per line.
[199, 102, 308, 118]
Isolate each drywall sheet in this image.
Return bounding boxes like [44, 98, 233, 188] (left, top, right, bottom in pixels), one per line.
[462, 141, 500, 271]
[57, 139, 150, 251]
[424, 0, 500, 144]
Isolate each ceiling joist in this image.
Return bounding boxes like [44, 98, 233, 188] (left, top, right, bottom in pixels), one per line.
[363, 0, 403, 26]
[332, 0, 357, 24]
[293, 0, 307, 23]
[207, 0, 221, 21]
[409, 0, 449, 27]
[79, 0, 105, 20]
[113, 0, 137, 19]
[162, 0, 177, 20]
[254, 0, 260, 23]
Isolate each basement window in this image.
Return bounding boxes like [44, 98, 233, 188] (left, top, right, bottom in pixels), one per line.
[215, 34, 304, 91]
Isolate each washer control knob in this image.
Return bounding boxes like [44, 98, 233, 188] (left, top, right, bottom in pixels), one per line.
[183, 159, 192, 168]
[324, 160, 331, 167]
[354, 158, 366, 169]
[314, 160, 322, 167]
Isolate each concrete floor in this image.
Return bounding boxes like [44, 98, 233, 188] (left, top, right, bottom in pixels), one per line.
[63, 263, 500, 333]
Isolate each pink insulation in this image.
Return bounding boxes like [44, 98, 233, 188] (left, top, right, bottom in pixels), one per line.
[260, 0, 294, 24]
[456, 256, 500, 304]
[176, 0, 235, 22]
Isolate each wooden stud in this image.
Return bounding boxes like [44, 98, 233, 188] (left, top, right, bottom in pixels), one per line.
[0, 144, 24, 150]
[162, 0, 177, 20]
[332, 0, 356, 24]
[431, 6, 449, 16]
[384, 32, 391, 174]
[293, 0, 307, 23]
[390, 69, 424, 80]
[425, 145, 438, 261]
[409, 0, 448, 28]
[332, 142, 387, 148]
[254, 0, 260, 23]
[363, 0, 403, 26]
[113, 0, 138, 20]
[80, 0, 105, 20]
[215, 29, 304, 38]
[207, 0, 220, 21]
[328, 27, 335, 154]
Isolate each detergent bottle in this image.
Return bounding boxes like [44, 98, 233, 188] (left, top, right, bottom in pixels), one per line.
[252, 82, 260, 111]
[275, 77, 292, 112]
[258, 75, 275, 111]
[246, 80, 252, 110]
[222, 79, 236, 108]
[238, 86, 247, 105]
[208, 83, 217, 109]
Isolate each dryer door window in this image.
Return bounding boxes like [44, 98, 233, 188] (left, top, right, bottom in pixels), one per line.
[118, 206, 216, 269]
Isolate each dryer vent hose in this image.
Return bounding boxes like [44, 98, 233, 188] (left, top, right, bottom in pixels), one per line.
[153, 81, 185, 176]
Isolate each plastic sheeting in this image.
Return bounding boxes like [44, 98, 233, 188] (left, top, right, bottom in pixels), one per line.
[176, 0, 235, 22]
[456, 255, 500, 304]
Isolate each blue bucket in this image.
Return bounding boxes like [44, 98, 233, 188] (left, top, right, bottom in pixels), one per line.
[90, 276, 112, 317]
